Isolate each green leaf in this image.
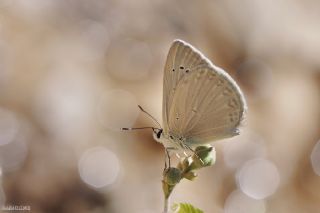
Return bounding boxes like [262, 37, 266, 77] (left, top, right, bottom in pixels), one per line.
[172, 203, 204, 213]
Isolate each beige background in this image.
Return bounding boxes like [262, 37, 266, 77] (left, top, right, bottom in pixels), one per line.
[0, 0, 320, 212]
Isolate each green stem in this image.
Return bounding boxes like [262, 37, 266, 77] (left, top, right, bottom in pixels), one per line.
[162, 180, 175, 213]
[163, 196, 169, 213]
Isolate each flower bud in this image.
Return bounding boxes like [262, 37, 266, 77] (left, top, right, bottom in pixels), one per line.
[190, 145, 216, 170]
[183, 171, 198, 181]
[178, 156, 193, 171]
[163, 167, 182, 185]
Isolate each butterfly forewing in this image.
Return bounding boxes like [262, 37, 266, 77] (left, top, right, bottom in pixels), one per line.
[162, 40, 246, 146]
[162, 40, 208, 133]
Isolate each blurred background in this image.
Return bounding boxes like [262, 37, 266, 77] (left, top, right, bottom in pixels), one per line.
[0, 0, 320, 212]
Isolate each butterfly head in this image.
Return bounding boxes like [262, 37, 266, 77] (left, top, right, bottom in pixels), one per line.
[152, 128, 163, 143]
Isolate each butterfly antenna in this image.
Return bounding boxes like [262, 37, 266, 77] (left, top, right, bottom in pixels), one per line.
[138, 105, 161, 128]
[121, 127, 159, 131]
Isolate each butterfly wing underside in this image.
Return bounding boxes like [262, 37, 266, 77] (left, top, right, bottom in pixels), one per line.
[162, 40, 246, 145]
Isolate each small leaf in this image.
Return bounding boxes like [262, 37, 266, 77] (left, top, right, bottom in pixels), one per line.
[172, 203, 204, 213]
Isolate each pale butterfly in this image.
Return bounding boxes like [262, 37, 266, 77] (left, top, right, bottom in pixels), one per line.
[123, 39, 247, 156]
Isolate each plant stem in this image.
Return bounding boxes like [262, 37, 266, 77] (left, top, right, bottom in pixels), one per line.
[162, 180, 175, 213]
[163, 196, 169, 213]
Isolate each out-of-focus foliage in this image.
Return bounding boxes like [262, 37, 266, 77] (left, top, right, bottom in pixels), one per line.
[172, 203, 204, 213]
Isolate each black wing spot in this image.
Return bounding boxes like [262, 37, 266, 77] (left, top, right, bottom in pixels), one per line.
[180, 66, 184, 69]
[186, 69, 190, 73]
[170, 135, 174, 139]
[172, 68, 175, 72]
[176, 117, 179, 120]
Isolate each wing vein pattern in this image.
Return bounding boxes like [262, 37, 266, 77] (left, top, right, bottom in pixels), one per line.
[162, 39, 247, 146]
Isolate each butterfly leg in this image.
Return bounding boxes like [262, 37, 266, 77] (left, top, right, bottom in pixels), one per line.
[167, 149, 171, 168]
[164, 148, 172, 172]
[164, 148, 168, 170]
[175, 153, 181, 159]
[183, 151, 188, 157]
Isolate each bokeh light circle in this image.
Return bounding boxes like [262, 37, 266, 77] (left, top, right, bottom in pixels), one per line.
[237, 158, 280, 199]
[0, 108, 19, 146]
[78, 147, 120, 188]
[97, 89, 140, 130]
[311, 140, 320, 176]
[78, 19, 110, 60]
[0, 135, 28, 173]
[224, 190, 266, 213]
[223, 130, 266, 170]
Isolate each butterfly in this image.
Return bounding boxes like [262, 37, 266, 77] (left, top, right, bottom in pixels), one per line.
[123, 39, 247, 154]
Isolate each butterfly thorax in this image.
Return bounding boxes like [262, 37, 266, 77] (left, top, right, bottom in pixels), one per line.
[153, 129, 186, 150]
